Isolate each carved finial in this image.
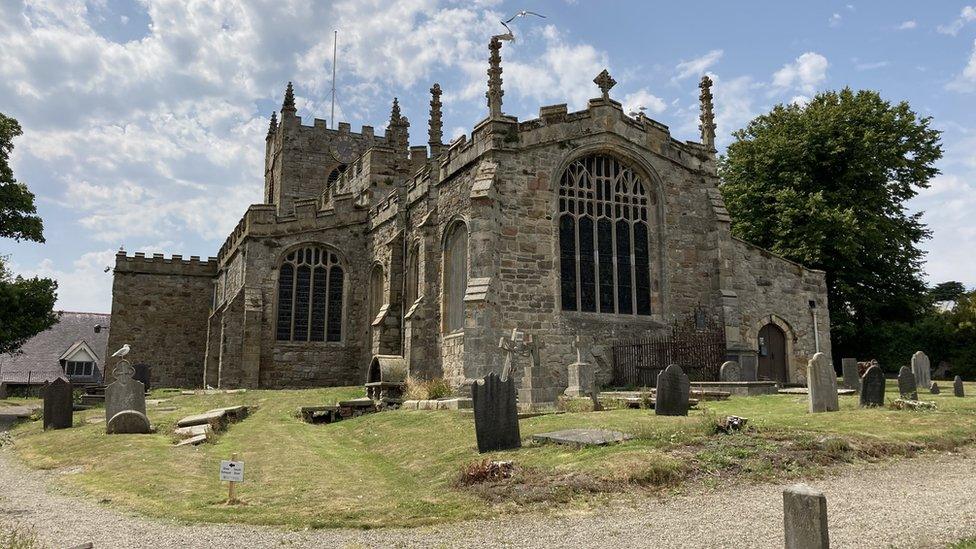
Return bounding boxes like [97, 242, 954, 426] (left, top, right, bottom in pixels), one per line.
[487, 37, 504, 119]
[266, 111, 278, 139]
[594, 69, 616, 101]
[282, 81, 296, 114]
[699, 75, 716, 151]
[387, 97, 409, 169]
[390, 97, 402, 125]
[428, 83, 443, 157]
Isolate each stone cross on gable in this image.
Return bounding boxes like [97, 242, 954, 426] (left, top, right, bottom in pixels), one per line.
[594, 69, 616, 101]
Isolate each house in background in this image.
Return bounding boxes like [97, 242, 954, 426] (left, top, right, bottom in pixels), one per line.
[0, 312, 110, 391]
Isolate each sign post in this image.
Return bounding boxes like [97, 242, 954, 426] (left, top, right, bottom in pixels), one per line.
[219, 452, 244, 504]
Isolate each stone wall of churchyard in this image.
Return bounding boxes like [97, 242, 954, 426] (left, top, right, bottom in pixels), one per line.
[460, 108, 723, 395]
[107, 253, 217, 388]
[728, 237, 831, 382]
[268, 115, 382, 216]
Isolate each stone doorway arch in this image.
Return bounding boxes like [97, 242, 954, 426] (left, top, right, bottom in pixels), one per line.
[758, 323, 788, 383]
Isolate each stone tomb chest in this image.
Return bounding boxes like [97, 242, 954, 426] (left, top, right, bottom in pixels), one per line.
[365, 355, 407, 404]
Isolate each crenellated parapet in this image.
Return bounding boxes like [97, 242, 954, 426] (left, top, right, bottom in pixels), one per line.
[114, 251, 219, 277]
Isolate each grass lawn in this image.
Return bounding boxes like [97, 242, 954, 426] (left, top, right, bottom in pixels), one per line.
[8, 382, 976, 529]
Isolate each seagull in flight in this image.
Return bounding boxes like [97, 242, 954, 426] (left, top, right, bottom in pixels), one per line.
[495, 10, 546, 42]
[112, 344, 130, 358]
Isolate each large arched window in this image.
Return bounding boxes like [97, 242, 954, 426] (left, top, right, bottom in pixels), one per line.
[276, 246, 344, 342]
[443, 222, 468, 333]
[558, 153, 653, 316]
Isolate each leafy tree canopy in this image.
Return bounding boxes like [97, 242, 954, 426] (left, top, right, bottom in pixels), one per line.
[718, 88, 943, 358]
[930, 281, 967, 303]
[0, 113, 57, 354]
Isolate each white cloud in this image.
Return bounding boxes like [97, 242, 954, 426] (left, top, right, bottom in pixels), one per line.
[13, 250, 118, 313]
[938, 6, 976, 35]
[897, 20, 917, 30]
[947, 39, 976, 92]
[621, 89, 667, 117]
[855, 60, 890, 71]
[772, 52, 829, 95]
[829, 13, 842, 28]
[673, 49, 723, 81]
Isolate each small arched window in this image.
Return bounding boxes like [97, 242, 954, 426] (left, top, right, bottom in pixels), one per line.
[558, 153, 653, 316]
[405, 242, 421, 307]
[368, 264, 385, 321]
[443, 222, 468, 333]
[327, 165, 347, 190]
[276, 246, 344, 342]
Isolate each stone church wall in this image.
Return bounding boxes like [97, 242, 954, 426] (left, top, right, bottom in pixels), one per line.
[106, 253, 217, 388]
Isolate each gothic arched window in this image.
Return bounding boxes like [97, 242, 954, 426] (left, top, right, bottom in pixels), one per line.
[276, 246, 344, 342]
[443, 222, 468, 333]
[368, 264, 385, 321]
[327, 165, 347, 190]
[405, 242, 420, 307]
[558, 154, 653, 316]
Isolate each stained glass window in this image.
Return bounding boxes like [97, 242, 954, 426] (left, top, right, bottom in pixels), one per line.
[276, 246, 344, 342]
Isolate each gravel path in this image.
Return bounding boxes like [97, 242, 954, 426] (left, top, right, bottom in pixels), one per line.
[1, 447, 975, 548]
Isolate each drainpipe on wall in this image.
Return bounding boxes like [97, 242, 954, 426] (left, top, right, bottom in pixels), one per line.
[809, 299, 820, 353]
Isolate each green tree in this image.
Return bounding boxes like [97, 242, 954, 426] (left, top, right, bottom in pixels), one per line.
[0, 113, 58, 354]
[718, 89, 943, 360]
[930, 281, 967, 303]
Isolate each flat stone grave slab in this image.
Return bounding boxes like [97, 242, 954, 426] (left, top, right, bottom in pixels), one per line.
[175, 434, 208, 447]
[778, 387, 856, 396]
[532, 428, 633, 447]
[176, 405, 250, 429]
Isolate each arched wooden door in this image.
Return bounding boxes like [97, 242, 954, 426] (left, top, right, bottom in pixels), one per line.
[757, 323, 788, 383]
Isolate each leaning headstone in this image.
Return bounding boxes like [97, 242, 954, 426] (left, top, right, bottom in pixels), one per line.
[104, 361, 149, 434]
[106, 410, 152, 435]
[719, 361, 741, 382]
[42, 378, 73, 430]
[930, 382, 940, 395]
[859, 365, 885, 407]
[739, 354, 758, 382]
[911, 351, 931, 391]
[807, 353, 839, 413]
[954, 376, 965, 397]
[471, 373, 520, 453]
[898, 366, 918, 401]
[655, 364, 690, 416]
[783, 483, 829, 549]
[841, 357, 860, 392]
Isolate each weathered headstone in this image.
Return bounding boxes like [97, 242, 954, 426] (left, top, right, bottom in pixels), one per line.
[739, 354, 758, 382]
[655, 364, 690, 416]
[930, 381, 940, 395]
[954, 375, 965, 397]
[564, 335, 596, 399]
[841, 357, 860, 392]
[106, 410, 152, 435]
[498, 328, 550, 406]
[104, 360, 149, 434]
[807, 352, 839, 413]
[911, 351, 931, 391]
[133, 363, 151, 392]
[859, 365, 885, 407]
[471, 373, 520, 453]
[783, 483, 829, 549]
[719, 361, 741, 382]
[898, 366, 918, 400]
[0, 382, 8, 400]
[42, 378, 73, 430]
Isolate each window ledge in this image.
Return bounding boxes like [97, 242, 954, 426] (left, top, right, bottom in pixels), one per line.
[274, 341, 348, 348]
[559, 310, 666, 327]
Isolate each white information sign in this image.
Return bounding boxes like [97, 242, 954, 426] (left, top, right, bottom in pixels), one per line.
[219, 460, 245, 482]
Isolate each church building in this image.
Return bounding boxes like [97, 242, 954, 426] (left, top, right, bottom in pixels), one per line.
[106, 38, 831, 397]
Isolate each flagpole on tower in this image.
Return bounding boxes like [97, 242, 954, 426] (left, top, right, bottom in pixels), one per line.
[330, 30, 338, 129]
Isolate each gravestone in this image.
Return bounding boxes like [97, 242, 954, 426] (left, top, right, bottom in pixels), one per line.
[655, 364, 690, 416]
[498, 328, 551, 407]
[783, 483, 829, 549]
[898, 366, 918, 400]
[0, 382, 7, 400]
[106, 410, 152, 435]
[42, 378, 73, 430]
[564, 335, 596, 399]
[739, 354, 758, 382]
[719, 361, 741, 382]
[104, 360, 150, 434]
[471, 373, 520, 453]
[911, 351, 931, 391]
[807, 353, 839, 413]
[954, 376, 965, 397]
[930, 382, 940, 395]
[841, 358, 860, 392]
[133, 363, 151, 392]
[859, 365, 885, 407]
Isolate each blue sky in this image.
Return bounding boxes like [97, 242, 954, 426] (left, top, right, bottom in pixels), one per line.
[2, 0, 975, 313]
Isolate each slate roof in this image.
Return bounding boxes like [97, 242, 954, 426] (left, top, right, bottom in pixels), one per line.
[0, 312, 110, 384]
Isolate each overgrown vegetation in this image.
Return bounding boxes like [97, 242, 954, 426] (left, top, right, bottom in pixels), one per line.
[8, 384, 976, 529]
[0, 525, 41, 549]
[404, 377, 453, 400]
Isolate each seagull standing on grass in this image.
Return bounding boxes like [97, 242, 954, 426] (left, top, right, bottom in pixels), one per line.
[112, 344, 130, 358]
